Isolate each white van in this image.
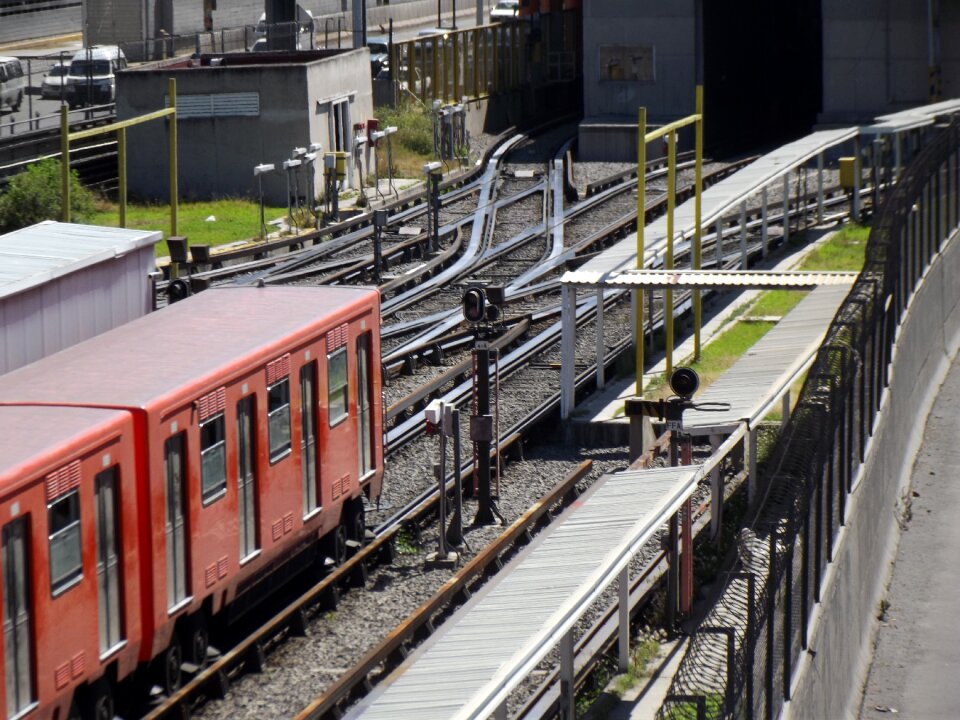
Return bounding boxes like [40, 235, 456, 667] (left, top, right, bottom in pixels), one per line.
[65, 46, 127, 108]
[0, 57, 25, 112]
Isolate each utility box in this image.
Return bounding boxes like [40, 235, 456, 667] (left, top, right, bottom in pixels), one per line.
[839, 157, 858, 190]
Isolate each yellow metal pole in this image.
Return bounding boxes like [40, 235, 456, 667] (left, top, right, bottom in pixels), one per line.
[636, 107, 646, 396]
[694, 84, 704, 360]
[168, 77, 178, 237]
[442, 36, 449, 102]
[60, 106, 70, 222]
[407, 45, 415, 100]
[666, 130, 676, 376]
[118, 127, 127, 228]
[432, 37, 440, 102]
[453, 33, 460, 101]
[473, 30, 480, 97]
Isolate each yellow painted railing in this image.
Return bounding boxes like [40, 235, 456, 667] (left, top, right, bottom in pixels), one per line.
[635, 86, 704, 395]
[61, 77, 179, 237]
[389, 23, 528, 105]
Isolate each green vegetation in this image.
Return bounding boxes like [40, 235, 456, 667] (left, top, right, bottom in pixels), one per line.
[581, 639, 662, 718]
[394, 527, 420, 555]
[375, 102, 435, 176]
[662, 693, 725, 720]
[91, 198, 286, 257]
[0, 159, 96, 232]
[800, 223, 869, 272]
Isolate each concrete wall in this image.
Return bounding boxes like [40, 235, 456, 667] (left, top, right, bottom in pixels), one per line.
[0, 2, 80, 45]
[821, 0, 960, 123]
[581, 0, 695, 121]
[783, 228, 960, 719]
[118, 49, 372, 205]
[579, 0, 694, 161]
[82, 0, 490, 46]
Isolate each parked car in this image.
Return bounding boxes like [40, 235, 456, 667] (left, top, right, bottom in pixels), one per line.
[65, 46, 127, 108]
[490, 0, 519, 21]
[0, 56, 25, 112]
[367, 36, 390, 77]
[40, 61, 70, 99]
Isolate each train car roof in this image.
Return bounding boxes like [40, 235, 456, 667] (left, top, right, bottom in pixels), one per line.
[0, 285, 379, 411]
[0, 405, 130, 493]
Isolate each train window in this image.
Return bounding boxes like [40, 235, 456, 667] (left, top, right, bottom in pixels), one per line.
[200, 413, 227, 503]
[48, 489, 82, 594]
[327, 348, 348, 426]
[268, 378, 292, 462]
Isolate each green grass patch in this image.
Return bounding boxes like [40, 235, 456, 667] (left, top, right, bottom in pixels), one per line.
[747, 289, 806, 319]
[799, 222, 869, 272]
[91, 198, 287, 256]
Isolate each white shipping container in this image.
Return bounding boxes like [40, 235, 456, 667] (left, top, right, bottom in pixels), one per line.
[0, 221, 161, 374]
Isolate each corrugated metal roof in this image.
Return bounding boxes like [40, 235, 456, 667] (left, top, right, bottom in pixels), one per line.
[562, 269, 858, 289]
[0, 221, 161, 300]
[560, 128, 858, 285]
[349, 465, 700, 720]
[683, 284, 849, 434]
[0, 406, 128, 484]
[0, 286, 378, 410]
[861, 116, 934, 135]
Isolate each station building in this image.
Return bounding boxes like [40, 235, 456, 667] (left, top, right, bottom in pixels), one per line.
[117, 48, 373, 206]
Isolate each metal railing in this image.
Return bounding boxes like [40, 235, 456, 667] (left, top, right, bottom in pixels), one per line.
[656, 118, 960, 720]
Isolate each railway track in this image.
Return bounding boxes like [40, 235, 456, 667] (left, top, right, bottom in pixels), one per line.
[135, 128, 863, 719]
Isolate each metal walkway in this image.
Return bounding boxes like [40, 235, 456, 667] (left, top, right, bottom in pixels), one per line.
[347, 466, 700, 720]
[566, 127, 858, 282]
[684, 284, 851, 436]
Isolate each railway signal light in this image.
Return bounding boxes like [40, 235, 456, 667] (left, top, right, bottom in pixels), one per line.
[167, 278, 192, 304]
[463, 287, 486, 323]
[669, 367, 700, 400]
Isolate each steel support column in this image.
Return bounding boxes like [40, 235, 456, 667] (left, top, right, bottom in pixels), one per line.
[560, 629, 575, 720]
[816, 152, 824, 223]
[596, 288, 605, 390]
[710, 433, 723, 537]
[761, 187, 769, 256]
[560, 284, 576, 418]
[619, 565, 630, 671]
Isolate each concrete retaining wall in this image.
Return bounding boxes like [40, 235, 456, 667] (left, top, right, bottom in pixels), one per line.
[783, 228, 960, 719]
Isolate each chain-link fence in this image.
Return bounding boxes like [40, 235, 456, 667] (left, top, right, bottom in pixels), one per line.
[656, 118, 960, 720]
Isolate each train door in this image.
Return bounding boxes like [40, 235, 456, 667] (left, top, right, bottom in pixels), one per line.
[237, 396, 259, 560]
[94, 468, 123, 654]
[356, 333, 375, 479]
[164, 434, 189, 609]
[2, 517, 33, 717]
[324, 331, 353, 503]
[300, 362, 320, 516]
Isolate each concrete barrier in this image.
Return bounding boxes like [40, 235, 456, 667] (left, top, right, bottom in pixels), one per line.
[783, 227, 960, 719]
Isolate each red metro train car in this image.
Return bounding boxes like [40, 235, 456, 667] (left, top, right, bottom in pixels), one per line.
[0, 286, 383, 719]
